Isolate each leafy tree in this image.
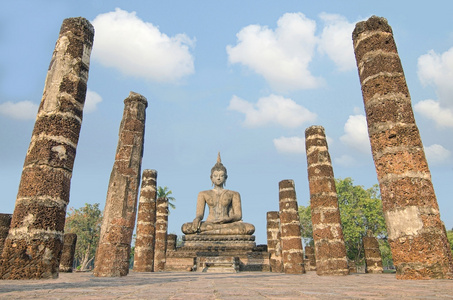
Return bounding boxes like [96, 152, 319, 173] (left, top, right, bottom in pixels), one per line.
[298, 178, 391, 269]
[298, 205, 313, 246]
[64, 203, 102, 271]
[336, 178, 388, 267]
[157, 186, 176, 210]
[447, 228, 453, 257]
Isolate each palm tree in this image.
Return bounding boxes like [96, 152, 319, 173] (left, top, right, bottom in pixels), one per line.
[157, 186, 176, 211]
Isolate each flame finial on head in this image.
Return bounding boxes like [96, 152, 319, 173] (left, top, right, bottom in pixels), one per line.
[217, 152, 221, 164]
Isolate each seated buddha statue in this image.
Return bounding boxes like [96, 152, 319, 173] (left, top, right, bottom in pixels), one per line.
[181, 153, 255, 235]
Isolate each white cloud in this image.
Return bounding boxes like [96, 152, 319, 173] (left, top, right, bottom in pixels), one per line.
[84, 90, 103, 113]
[424, 144, 451, 165]
[340, 114, 371, 154]
[228, 94, 317, 128]
[414, 99, 453, 128]
[91, 8, 195, 83]
[273, 136, 305, 154]
[318, 13, 356, 72]
[226, 13, 323, 91]
[416, 47, 453, 127]
[0, 100, 38, 120]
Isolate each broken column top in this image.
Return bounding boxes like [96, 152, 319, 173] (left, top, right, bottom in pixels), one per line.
[143, 169, 157, 177]
[352, 16, 392, 40]
[305, 125, 325, 135]
[60, 17, 94, 39]
[125, 91, 148, 108]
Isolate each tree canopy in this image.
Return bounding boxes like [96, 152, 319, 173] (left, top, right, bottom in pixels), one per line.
[299, 177, 391, 268]
[336, 178, 388, 267]
[157, 186, 176, 210]
[64, 203, 102, 271]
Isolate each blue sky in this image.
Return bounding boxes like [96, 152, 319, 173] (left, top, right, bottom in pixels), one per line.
[1, 1, 452, 244]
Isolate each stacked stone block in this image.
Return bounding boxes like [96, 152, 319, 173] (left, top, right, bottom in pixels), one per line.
[167, 234, 177, 252]
[59, 233, 78, 272]
[266, 211, 283, 272]
[363, 234, 383, 274]
[278, 180, 305, 274]
[305, 126, 349, 276]
[154, 197, 169, 272]
[352, 16, 453, 279]
[304, 246, 316, 271]
[94, 92, 148, 277]
[0, 214, 12, 255]
[133, 169, 157, 272]
[0, 18, 94, 279]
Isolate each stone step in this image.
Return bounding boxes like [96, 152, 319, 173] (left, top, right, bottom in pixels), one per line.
[196, 256, 239, 273]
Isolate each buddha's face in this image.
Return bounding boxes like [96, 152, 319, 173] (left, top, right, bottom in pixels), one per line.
[211, 170, 226, 186]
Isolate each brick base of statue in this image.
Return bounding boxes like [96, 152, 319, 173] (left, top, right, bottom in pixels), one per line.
[165, 234, 269, 272]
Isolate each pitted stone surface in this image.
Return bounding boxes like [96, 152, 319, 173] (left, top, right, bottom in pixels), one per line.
[0, 17, 94, 280]
[133, 169, 157, 272]
[154, 197, 168, 272]
[94, 92, 147, 277]
[353, 16, 453, 279]
[278, 180, 305, 274]
[305, 126, 349, 276]
[59, 233, 77, 272]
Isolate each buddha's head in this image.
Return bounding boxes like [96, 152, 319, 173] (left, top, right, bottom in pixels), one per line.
[211, 152, 227, 187]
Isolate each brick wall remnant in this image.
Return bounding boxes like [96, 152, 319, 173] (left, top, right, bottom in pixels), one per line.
[278, 180, 305, 274]
[0, 214, 12, 255]
[267, 211, 283, 272]
[154, 197, 169, 272]
[363, 232, 383, 274]
[0, 18, 94, 280]
[305, 126, 349, 276]
[352, 15, 453, 279]
[304, 246, 316, 271]
[133, 169, 157, 272]
[93, 92, 148, 277]
[59, 233, 78, 272]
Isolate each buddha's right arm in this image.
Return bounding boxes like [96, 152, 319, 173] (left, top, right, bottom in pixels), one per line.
[194, 192, 206, 222]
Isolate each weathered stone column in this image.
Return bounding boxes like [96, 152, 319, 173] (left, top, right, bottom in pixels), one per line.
[363, 232, 383, 274]
[0, 214, 12, 255]
[94, 92, 148, 277]
[0, 18, 94, 280]
[167, 234, 177, 252]
[305, 126, 349, 276]
[278, 180, 305, 274]
[133, 169, 157, 272]
[352, 16, 453, 279]
[304, 246, 316, 271]
[153, 197, 168, 272]
[59, 233, 78, 272]
[267, 211, 283, 272]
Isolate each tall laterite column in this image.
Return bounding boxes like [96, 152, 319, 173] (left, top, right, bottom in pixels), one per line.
[267, 211, 283, 272]
[59, 233, 78, 272]
[133, 169, 157, 272]
[94, 92, 148, 277]
[353, 16, 453, 279]
[153, 197, 168, 272]
[278, 180, 305, 274]
[305, 126, 349, 276]
[0, 18, 94, 279]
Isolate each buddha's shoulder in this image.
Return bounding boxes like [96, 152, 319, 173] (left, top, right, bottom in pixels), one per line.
[198, 189, 240, 196]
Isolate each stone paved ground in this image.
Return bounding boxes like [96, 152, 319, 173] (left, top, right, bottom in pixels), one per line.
[0, 271, 452, 299]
